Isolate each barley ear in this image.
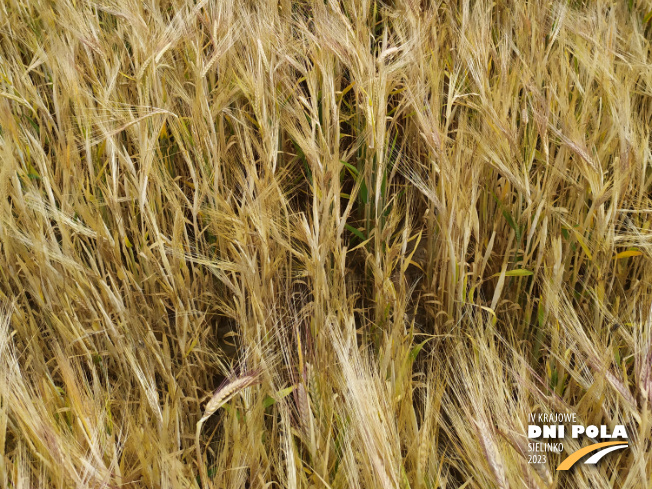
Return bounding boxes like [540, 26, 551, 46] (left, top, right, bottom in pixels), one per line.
[195, 374, 260, 488]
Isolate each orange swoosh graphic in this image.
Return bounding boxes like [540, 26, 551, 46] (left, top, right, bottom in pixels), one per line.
[556, 442, 628, 470]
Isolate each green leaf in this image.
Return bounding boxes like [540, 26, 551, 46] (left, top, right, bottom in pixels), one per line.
[502, 209, 520, 241]
[340, 160, 359, 178]
[503, 269, 533, 277]
[492, 269, 533, 278]
[262, 396, 275, 408]
[263, 385, 295, 408]
[345, 223, 366, 241]
[644, 9, 652, 23]
[490, 190, 521, 241]
[408, 338, 431, 363]
[359, 180, 368, 204]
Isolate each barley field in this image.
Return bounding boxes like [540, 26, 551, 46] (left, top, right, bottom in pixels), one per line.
[0, 0, 651, 488]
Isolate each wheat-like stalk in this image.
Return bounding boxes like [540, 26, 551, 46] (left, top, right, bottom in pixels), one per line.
[0, 0, 650, 487]
[195, 373, 260, 488]
[473, 417, 509, 489]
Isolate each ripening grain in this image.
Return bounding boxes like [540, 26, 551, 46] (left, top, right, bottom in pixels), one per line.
[0, 0, 650, 488]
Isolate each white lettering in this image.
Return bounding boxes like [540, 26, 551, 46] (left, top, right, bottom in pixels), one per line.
[586, 425, 599, 438]
[612, 425, 628, 438]
[572, 425, 584, 438]
[528, 425, 542, 438]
